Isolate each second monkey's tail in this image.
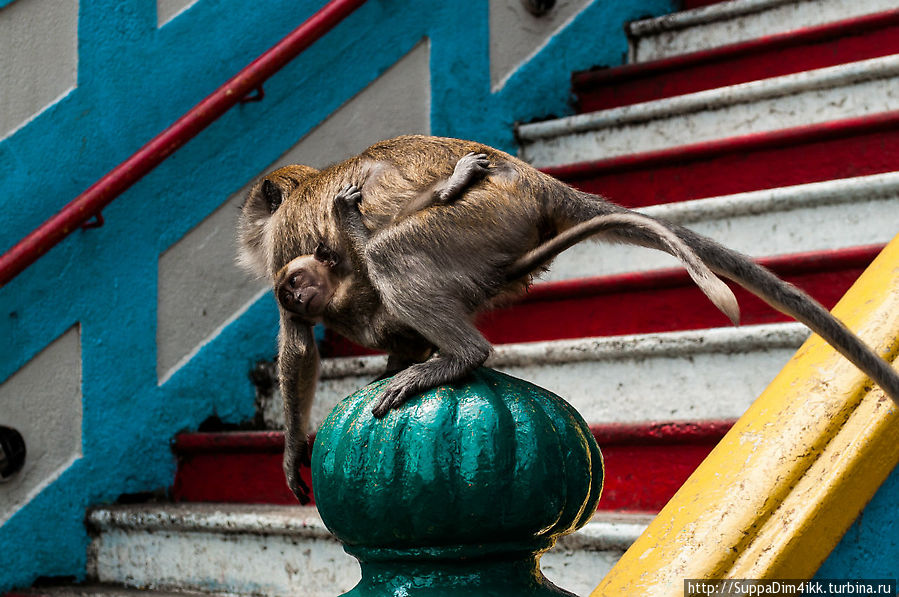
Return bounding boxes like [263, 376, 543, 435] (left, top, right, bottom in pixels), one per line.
[556, 187, 899, 406]
[505, 210, 740, 325]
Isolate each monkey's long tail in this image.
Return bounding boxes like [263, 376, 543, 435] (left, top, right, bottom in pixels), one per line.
[562, 191, 899, 406]
[507, 213, 741, 325]
[678, 224, 899, 406]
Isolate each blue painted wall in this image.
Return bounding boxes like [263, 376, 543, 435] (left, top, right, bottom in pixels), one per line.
[0, 0, 678, 590]
[817, 466, 899, 579]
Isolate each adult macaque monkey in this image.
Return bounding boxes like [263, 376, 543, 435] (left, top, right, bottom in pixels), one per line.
[238, 135, 899, 503]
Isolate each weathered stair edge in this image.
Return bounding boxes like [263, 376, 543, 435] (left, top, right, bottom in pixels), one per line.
[261, 322, 810, 432]
[86, 504, 651, 597]
[576, 9, 899, 112]
[627, 0, 899, 62]
[520, 54, 899, 166]
[546, 172, 899, 280]
[7, 588, 231, 597]
[575, 9, 899, 112]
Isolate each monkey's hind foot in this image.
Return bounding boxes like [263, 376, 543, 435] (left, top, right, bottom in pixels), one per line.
[288, 475, 311, 505]
[283, 441, 312, 505]
[371, 386, 410, 418]
[371, 371, 424, 418]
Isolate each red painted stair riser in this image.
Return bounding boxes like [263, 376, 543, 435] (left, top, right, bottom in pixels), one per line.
[577, 10, 899, 112]
[542, 112, 899, 208]
[171, 421, 733, 513]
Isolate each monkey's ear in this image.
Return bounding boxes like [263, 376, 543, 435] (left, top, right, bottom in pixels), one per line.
[314, 242, 340, 268]
[262, 179, 283, 214]
[237, 178, 279, 279]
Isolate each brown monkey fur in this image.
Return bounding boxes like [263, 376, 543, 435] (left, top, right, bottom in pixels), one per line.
[238, 135, 899, 503]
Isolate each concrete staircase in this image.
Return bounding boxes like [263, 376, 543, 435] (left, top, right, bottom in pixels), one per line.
[25, 1, 899, 595]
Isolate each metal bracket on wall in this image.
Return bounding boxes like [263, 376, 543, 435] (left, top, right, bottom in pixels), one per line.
[521, 0, 556, 17]
[240, 85, 265, 103]
[81, 212, 105, 229]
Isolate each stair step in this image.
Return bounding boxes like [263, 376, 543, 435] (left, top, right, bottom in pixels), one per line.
[528, 110, 899, 208]
[575, 9, 899, 112]
[628, 0, 899, 63]
[544, 172, 899, 279]
[86, 504, 354, 597]
[522, 55, 899, 169]
[173, 420, 732, 512]
[260, 322, 809, 432]
[86, 504, 651, 597]
[545, 512, 655, 594]
[596, 421, 732, 512]
[8, 587, 225, 597]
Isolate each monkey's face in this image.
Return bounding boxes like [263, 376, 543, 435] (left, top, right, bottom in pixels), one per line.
[274, 247, 340, 321]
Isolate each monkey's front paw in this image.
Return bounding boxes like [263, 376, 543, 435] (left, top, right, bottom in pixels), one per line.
[334, 183, 363, 218]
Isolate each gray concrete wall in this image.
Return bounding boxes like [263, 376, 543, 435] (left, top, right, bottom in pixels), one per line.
[0, 0, 78, 140]
[1, 326, 81, 524]
[489, 0, 592, 90]
[157, 0, 198, 27]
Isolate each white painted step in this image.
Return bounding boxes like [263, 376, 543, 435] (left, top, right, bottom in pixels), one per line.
[88, 504, 351, 597]
[628, 0, 899, 63]
[545, 172, 899, 282]
[87, 504, 652, 597]
[16, 587, 228, 597]
[519, 54, 899, 167]
[264, 323, 809, 431]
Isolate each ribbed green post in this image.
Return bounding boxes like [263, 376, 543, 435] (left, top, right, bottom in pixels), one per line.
[312, 367, 603, 596]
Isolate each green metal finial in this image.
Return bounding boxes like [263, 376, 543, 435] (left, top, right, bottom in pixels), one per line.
[312, 367, 603, 596]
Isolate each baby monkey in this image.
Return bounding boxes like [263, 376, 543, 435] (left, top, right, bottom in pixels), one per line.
[239, 135, 899, 504]
[276, 151, 493, 320]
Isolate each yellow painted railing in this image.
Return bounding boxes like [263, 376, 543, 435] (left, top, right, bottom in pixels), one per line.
[593, 233, 899, 596]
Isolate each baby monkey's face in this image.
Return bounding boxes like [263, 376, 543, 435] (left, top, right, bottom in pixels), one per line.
[274, 243, 340, 321]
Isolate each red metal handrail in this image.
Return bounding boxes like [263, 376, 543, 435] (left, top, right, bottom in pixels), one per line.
[0, 0, 367, 287]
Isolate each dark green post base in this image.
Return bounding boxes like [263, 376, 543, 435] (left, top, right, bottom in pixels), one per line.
[313, 368, 603, 597]
[342, 553, 577, 597]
